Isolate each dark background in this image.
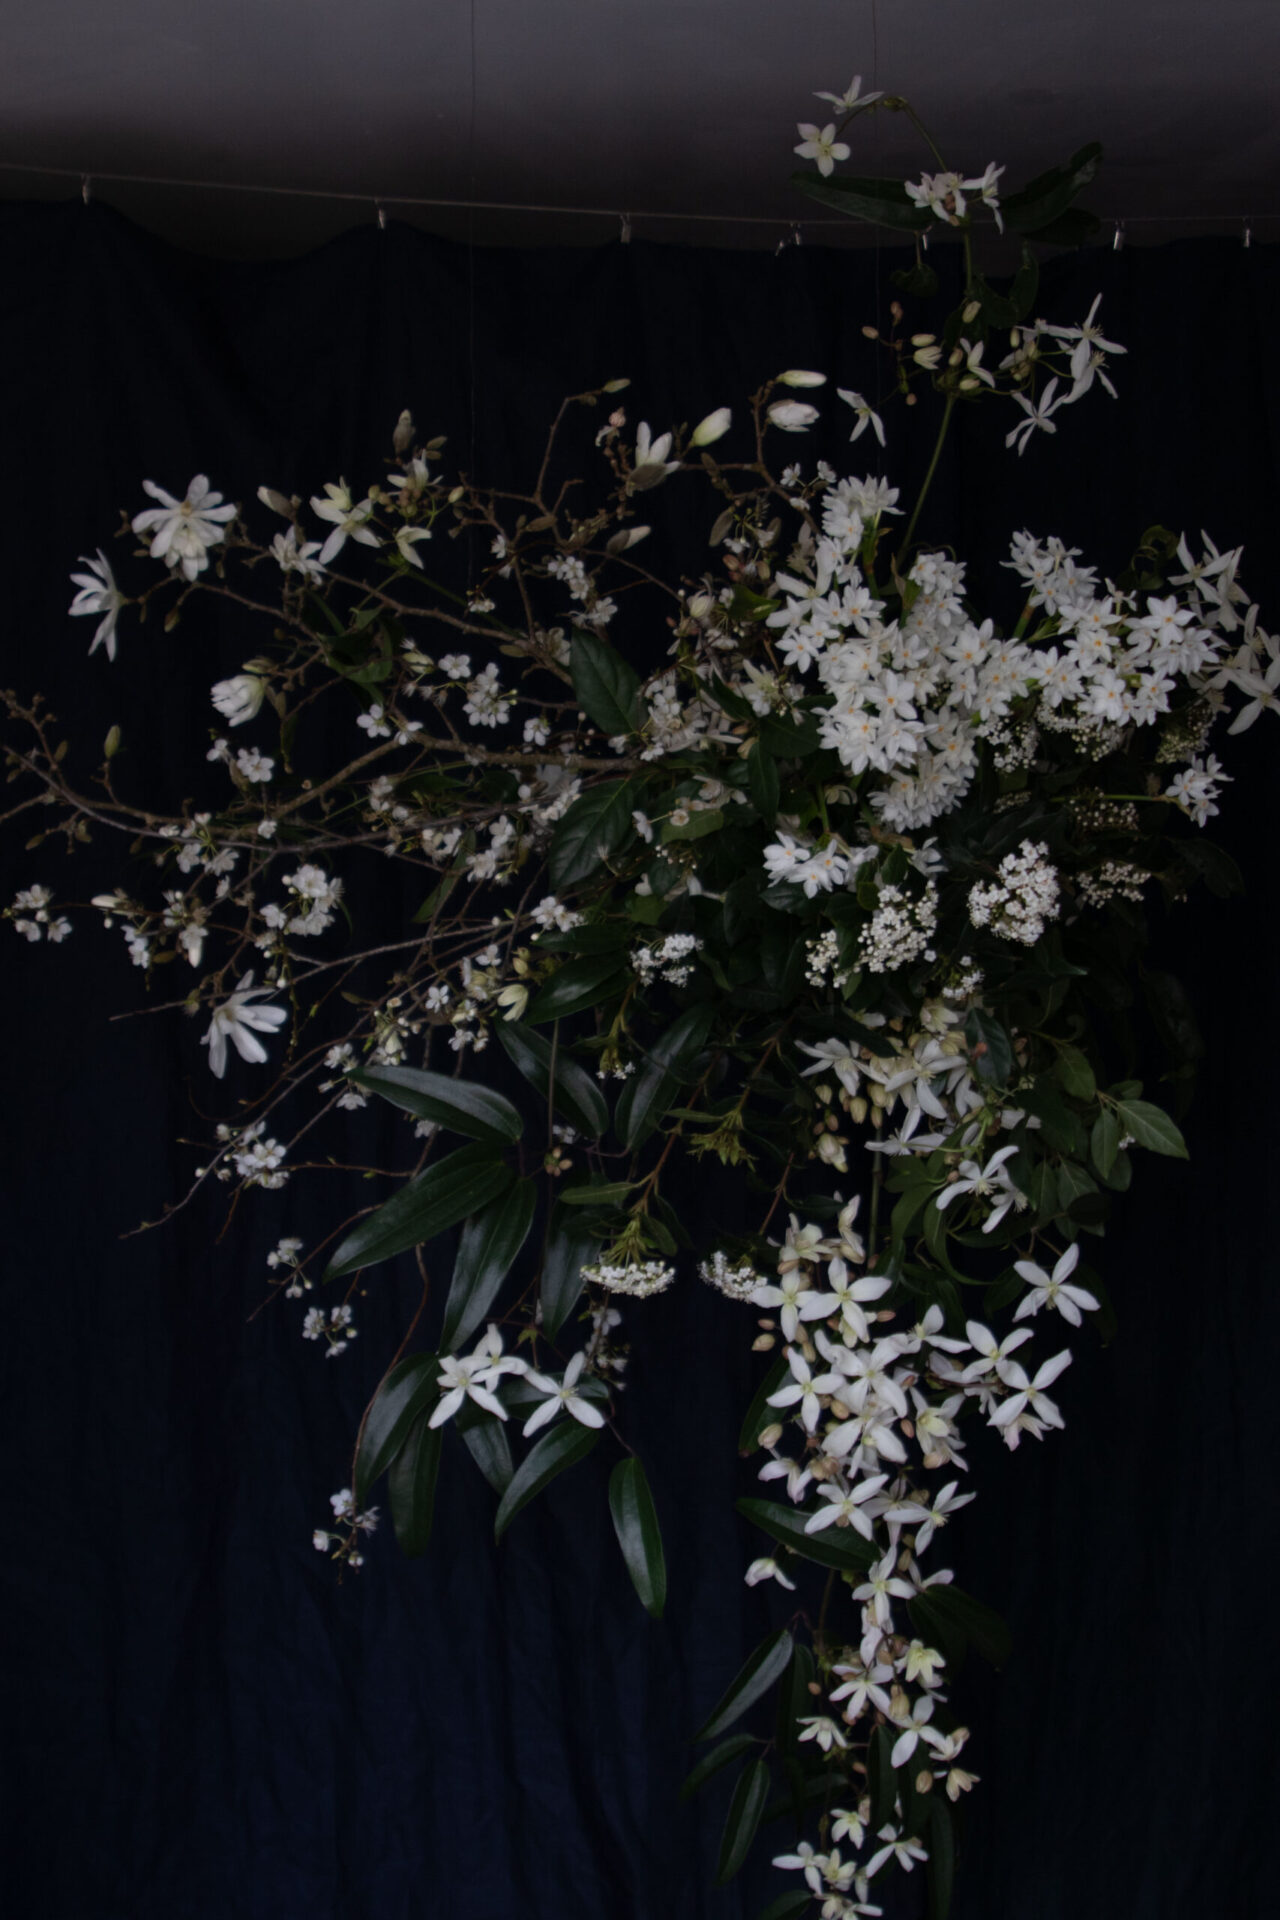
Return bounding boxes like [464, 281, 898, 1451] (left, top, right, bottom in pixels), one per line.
[2, 203, 1276, 1920]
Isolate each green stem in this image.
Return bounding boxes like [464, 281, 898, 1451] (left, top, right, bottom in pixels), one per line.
[898, 392, 956, 561]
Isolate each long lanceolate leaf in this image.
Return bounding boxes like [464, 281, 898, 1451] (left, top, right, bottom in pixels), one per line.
[493, 1418, 600, 1539]
[615, 1003, 716, 1151]
[387, 1411, 443, 1557]
[439, 1176, 538, 1354]
[494, 1020, 610, 1138]
[538, 1220, 601, 1341]
[347, 1063, 523, 1142]
[608, 1457, 667, 1618]
[715, 1758, 771, 1885]
[693, 1627, 794, 1744]
[324, 1144, 514, 1280]
[355, 1354, 440, 1504]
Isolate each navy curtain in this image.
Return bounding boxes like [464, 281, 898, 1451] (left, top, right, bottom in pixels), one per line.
[2, 202, 1277, 1920]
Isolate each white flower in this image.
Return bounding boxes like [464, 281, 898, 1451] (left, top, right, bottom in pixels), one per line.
[990, 1349, 1072, 1433]
[744, 1556, 796, 1590]
[814, 75, 885, 115]
[309, 481, 381, 565]
[768, 401, 820, 433]
[235, 746, 274, 784]
[269, 526, 325, 580]
[1005, 378, 1063, 455]
[521, 1350, 607, 1436]
[1013, 1242, 1100, 1326]
[836, 389, 886, 447]
[69, 550, 126, 660]
[211, 672, 267, 727]
[794, 123, 850, 177]
[132, 476, 237, 581]
[201, 971, 288, 1079]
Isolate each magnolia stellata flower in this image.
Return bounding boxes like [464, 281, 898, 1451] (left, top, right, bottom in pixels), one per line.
[201, 972, 288, 1079]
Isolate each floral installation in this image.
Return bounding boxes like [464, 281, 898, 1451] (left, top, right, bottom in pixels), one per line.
[5, 81, 1277, 1919]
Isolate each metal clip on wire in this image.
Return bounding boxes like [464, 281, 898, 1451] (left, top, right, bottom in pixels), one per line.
[619, 212, 632, 244]
[1112, 220, 1125, 252]
[376, 202, 387, 232]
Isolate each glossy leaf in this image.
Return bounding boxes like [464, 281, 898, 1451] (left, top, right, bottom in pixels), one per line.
[1091, 1108, 1120, 1179]
[1001, 142, 1102, 234]
[494, 1418, 600, 1539]
[348, 1062, 523, 1143]
[1114, 1098, 1189, 1158]
[715, 1759, 771, 1885]
[355, 1354, 439, 1503]
[927, 1797, 956, 1920]
[790, 168, 932, 231]
[387, 1410, 443, 1556]
[455, 1405, 515, 1494]
[494, 1020, 609, 1138]
[747, 744, 779, 822]
[735, 1497, 876, 1572]
[570, 629, 643, 736]
[608, 1457, 667, 1618]
[548, 779, 639, 891]
[539, 1220, 600, 1339]
[868, 1723, 897, 1829]
[694, 1627, 794, 1743]
[324, 1145, 514, 1280]
[1054, 1043, 1096, 1101]
[678, 1733, 758, 1802]
[773, 1641, 816, 1758]
[523, 953, 629, 1026]
[440, 1176, 537, 1354]
[910, 1581, 1012, 1669]
[738, 1354, 789, 1453]
[615, 1004, 716, 1151]
[558, 1180, 636, 1208]
[757, 1895, 815, 1920]
[964, 1007, 1013, 1085]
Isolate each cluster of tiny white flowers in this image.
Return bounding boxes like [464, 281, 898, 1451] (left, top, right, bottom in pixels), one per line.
[804, 928, 845, 988]
[531, 894, 583, 933]
[967, 840, 1060, 945]
[941, 957, 985, 1003]
[582, 1260, 676, 1298]
[7, 884, 71, 943]
[266, 1236, 310, 1295]
[631, 932, 703, 986]
[303, 1303, 357, 1356]
[859, 880, 938, 974]
[1077, 860, 1149, 909]
[1164, 753, 1230, 827]
[313, 1487, 380, 1569]
[463, 662, 512, 728]
[699, 1252, 765, 1301]
[230, 1125, 289, 1189]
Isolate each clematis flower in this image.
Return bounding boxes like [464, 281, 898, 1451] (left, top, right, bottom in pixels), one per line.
[793, 123, 850, 177]
[1013, 1242, 1100, 1325]
[521, 1349, 607, 1436]
[69, 550, 126, 660]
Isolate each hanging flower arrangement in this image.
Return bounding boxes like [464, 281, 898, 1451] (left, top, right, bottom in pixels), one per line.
[6, 81, 1276, 1919]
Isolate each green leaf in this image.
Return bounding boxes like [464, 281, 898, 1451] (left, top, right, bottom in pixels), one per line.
[715, 1759, 771, 1885]
[1054, 1043, 1096, 1101]
[1009, 243, 1040, 320]
[774, 1641, 816, 1758]
[1056, 1158, 1098, 1216]
[548, 779, 640, 891]
[454, 1405, 514, 1494]
[1114, 1098, 1189, 1158]
[608, 1457, 668, 1619]
[757, 1895, 814, 1920]
[735, 1497, 875, 1573]
[890, 262, 939, 299]
[539, 1220, 600, 1339]
[558, 1179, 635, 1208]
[1091, 1108, 1120, 1179]
[324, 1144, 514, 1280]
[790, 168, 932, 232]
[964, 1007, 1013, 1085]
[387, 1411, 443, 1556]
[694, 1627, 794, 1743]
[570, 629, 643, 736]
[494, 1020, 609, 1138]
[739, 1354, 789, 1453]
[1031, 205, 1102, 247]
[926, 1796, 956, 1920]
[411, 861, 463, 924]
[493, 1418, 600, 1539]
[1001, 142, 1103, 234]
[757, 711, 820, 758]
[910, 1582, 1012, 1669]
[869, 1723, 897, 1830]
[679, 1733, 759, 1801]
[355, 1355, 440, 1504]
[615, 1004, 716, 1151]
[661, 806, 724, 844]
[348, 1063, 522, 1143]
[747, 744, 780, 822]
[439, 1176, 537, 1353]
[523, 953, 629, 1025]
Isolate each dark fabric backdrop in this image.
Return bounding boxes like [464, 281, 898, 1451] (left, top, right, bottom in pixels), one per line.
[1, 203, 1277, 1920]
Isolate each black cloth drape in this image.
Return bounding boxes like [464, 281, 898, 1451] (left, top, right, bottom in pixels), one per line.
[2, 202, 1277, 1920]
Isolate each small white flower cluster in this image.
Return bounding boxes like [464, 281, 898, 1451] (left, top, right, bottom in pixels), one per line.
[8, 884, 71, 944]
[764, 832, 869, 898]
[699, 1251, 765, 1301]
[631, 932, 703, 987]
[230, 1124, 289, 1189]
[968, 840, 1060, 945]
[581, 1259, 676, 1298]
[313, 1487, 379, 1569]
[858, 879, 938, 975]
[266, 1236, 310, 1295]
[940, 956, 984, 1003]
[751, 1211, 1098, 1909]
[1077, 860, 1149, 909]
[804, 928, 845, 988]
[303, 1302, 357, 1357]
[1164, 752, 1230, 827]
[531, 894, 583, 933]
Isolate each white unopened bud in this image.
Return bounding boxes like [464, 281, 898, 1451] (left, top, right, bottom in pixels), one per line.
[776, 369, 826, 388]
[689, 406, 732, 447]
[766, 401, 820, 433]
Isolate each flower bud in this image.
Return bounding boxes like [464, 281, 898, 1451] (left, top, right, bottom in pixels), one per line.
[256, 486, 294, 517]
[689, 406, 732, 447]
[103, 725, 121, 760]
[766, 401, 820, 433]
[757, 1421, 783, 1449]
[211, 671, 267, 727]
[776, 369, 827, 388]
[602, 377, 631, 393]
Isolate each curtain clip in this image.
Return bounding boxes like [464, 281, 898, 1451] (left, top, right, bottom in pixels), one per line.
[619, 212, 632, 244]
[774, 223, 802, 257]
[376, 202, 387, 233]
[1243, 217, 1252, 249]
[921, 229, 930, 253]
[1112, 220, 1125, 252]
[81, 174, 91, 207]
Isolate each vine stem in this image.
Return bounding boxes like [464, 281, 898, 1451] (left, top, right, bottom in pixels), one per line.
[897, 392, 956, 562]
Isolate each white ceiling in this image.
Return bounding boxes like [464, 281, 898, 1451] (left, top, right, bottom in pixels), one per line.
[3, 0, 1278, 256]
